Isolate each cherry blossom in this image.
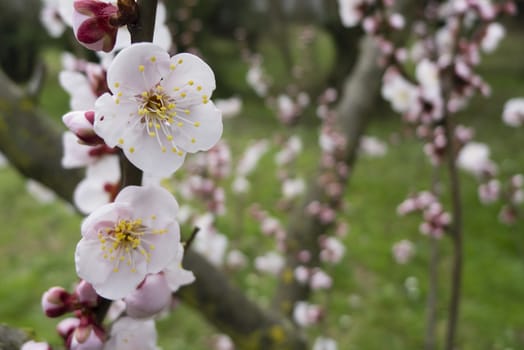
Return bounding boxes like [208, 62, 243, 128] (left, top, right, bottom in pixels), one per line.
[94, 43, 222, 176]
[502, 98, 524, 127]
[75, 185, 181, 299]
[254, 251, 285, 276]
[103, 317, 159, 350]
[457, 142, 494, 177]
[381, 69, 419, 114]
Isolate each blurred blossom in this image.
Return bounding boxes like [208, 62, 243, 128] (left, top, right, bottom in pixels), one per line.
[26, 179, 57, 204]
[193, 216, 228, 267]
[478, 179, 501, 204]
[381, 69, 418, 114]
[236, 140, 270, 176]
[320, 236, 346, 264]
[392, 239, 415, 264]
[232, 176, 250, 194]
[104, 317, 159, 350]
[211, 334, 235, 350]
[359, 136, 388, 157]
[254, 251, 284, 275]
[481, 22, 505, 53]
[337, 0, 369, 27]
[293, 301, 323, 327]
[502, 98, 524, 127]
[313, 336, 338, 350]
[275, 136, 302, 166]
[226, 249, 248, 270]
[21, 340, 51, 350]
[282, 177, 306, 199]
[246, 58, 269, 96]
[457, 142, 495, 177]
[215, 97, 243, 119]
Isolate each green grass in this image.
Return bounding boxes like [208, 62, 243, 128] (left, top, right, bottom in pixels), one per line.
[1, 28, 524, 350]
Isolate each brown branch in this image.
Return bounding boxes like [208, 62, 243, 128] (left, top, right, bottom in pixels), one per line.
[272, 0, 418, 317]
[0, 325, 29, 350]
[0, 70, 82, 203]
[272, 34, 383, 316]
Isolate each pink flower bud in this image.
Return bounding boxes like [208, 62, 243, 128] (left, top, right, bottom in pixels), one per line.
[41, 286, 72, 318]
[73, 0, 119, 52]
[63, 111, 105, 145]
[124, 274, 172, 319]
[75, 280, 98, 307]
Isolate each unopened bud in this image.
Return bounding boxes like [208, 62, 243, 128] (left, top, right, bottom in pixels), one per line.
[42, 286, 72, 318]
[73, 0, 119, 52]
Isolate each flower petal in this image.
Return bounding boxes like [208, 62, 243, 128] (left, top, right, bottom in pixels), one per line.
[144, 221, 180, 273]
[92, 257, 147, 300]
[115, 185, 179, 223]
[75, 238, 112, 285]
[107, 42, 171, 94]
[173, 101, 222, 153]
[94, 93, 137, 147]
[121, 131, 187, 176]
[163, 53, 216, 97]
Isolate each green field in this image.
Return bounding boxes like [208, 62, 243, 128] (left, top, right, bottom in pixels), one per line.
[1, 27, 523, 350]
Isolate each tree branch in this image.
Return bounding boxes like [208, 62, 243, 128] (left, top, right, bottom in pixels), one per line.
[273, 34, 383, 315]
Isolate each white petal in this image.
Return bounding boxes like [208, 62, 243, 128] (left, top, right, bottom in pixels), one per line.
[80, 202, 131, 239]
[94, 93, 137, 147]
[121, 131, 187, 176]
[74, 177, 112, 215]
[173, 101, 223, 153]
[75, 238, 112, 285]
[163, 53, 216, 97]
[59, 71, 96, 110]
[144, 221, 180, 273]
[115, 185, 179, 223]
[93, 258, 148, 300]
[107, 43, 170, 94]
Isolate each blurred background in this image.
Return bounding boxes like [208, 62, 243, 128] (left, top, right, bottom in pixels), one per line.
[0, 0, 523, 349]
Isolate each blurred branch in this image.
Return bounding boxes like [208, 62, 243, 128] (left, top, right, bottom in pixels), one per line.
[0, 325, 29, 350]
[273, 0, 417, 316]
[0, 69, 82, 203]
[272, 34, 384, 315]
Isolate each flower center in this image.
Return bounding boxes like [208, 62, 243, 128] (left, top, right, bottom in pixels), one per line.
[98, 218, 166, 273]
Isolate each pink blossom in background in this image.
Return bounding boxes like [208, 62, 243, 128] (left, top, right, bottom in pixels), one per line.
[94, 43, 222, 176]
[502, 98, 524, 127]
[457, 142, 495, 177]
[254, 251, 285, 276]
[392, 239, 415, 264]
[313, 336, 338, 350]
[293, 301, 323, 327]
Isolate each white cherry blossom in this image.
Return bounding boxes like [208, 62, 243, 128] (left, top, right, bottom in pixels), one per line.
[75, 185, 181, 299]
[94, 42, 222, 176]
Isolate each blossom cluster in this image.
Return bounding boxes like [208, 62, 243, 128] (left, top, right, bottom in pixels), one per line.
[32, 0, 225, 349]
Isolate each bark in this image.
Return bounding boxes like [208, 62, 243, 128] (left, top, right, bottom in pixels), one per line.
[0, 325, 28, 350]
[0, 70, 82, 203]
